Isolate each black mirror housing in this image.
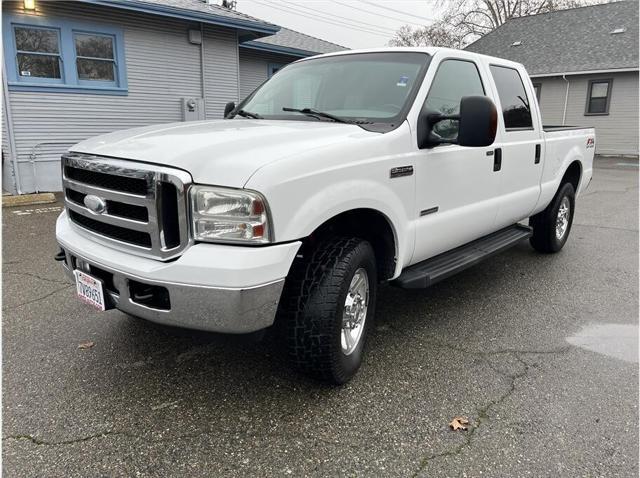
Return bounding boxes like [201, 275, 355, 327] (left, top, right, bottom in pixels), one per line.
[457, 96, 498, 147]
[224, 101, 236, 118]
[418, 95, 498, 149]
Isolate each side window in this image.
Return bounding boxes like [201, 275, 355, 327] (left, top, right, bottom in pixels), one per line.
[585, 79, 612, 115]
[489, 65, 533, 130]
[424, 59, 485, 140]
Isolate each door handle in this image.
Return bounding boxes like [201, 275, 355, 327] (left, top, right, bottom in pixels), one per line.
[493, 148, 502, 172]
[535, 144, 541, 164]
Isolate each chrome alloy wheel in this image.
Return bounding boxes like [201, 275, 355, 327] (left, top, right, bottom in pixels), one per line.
[556, 196, 571, 240]
[341, 268, 369, 355]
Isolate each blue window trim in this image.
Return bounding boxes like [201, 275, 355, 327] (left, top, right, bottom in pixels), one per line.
[3, 14, 128, 95]
[268, 63, 285, 78]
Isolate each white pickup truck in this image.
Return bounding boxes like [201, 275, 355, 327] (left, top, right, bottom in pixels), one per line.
[56, 47, 594, 383]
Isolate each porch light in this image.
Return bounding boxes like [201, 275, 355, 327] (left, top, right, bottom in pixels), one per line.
[23, 0, 36, 10]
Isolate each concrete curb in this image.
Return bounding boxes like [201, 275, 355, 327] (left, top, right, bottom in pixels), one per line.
[2, 193, 57, 208]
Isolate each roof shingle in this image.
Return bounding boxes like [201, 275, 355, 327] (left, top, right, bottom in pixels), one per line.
[465, 1, 639, 75]
[249, 27, 348, 55]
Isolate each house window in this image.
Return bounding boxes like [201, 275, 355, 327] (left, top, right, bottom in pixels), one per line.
[532, 82, 541, 102]
[4, 15, 127, 94]
[585, 79, 612, 115]
[15, 26, 62, 81]
[75, 33, 116, 83]
[268, 63, 284, 78]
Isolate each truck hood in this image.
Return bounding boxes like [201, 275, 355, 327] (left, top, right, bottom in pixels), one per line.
[70, 119, 375, 187]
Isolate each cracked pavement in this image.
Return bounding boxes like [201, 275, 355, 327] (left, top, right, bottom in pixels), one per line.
[3, 158, 638, 477]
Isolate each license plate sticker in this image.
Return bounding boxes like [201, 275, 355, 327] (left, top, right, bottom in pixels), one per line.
[74, 270, 106, 311]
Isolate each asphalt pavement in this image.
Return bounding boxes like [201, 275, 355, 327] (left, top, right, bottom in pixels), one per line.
[2, 157, 638, 477]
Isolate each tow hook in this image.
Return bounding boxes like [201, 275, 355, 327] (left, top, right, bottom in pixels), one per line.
[54, 248, 66, 262]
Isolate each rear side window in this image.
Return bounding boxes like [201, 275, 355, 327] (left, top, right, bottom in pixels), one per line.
[490, 65, 533, 130]
[424, 59, 485, 141]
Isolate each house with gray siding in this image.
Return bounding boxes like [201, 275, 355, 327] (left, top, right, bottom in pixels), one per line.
[239, 27, 347, 99]
[466, 1, 639, 157]
[1, 0, 344, 195]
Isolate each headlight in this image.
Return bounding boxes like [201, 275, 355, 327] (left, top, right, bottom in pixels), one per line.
[190, 186, 272, 244]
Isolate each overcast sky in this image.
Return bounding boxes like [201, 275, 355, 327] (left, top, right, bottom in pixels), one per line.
[235, 0, 440, 49]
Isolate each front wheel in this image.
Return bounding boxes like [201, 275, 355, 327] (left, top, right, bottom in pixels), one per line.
[279, 238, 377, 384]
[529, 182, 575, 253]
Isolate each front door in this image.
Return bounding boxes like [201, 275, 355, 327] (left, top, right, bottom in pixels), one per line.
[412, 58, 502, 264]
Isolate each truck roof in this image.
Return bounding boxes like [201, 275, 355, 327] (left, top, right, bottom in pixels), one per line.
[298, 46, 526, 71]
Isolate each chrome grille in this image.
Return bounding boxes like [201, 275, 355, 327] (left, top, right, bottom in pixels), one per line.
[62, 153, 192, 260]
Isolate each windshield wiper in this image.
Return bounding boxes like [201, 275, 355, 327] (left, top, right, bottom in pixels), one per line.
[282, 107, 356, 124]
[236, 109, 263, 119]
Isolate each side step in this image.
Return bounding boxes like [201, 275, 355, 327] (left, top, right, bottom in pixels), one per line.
[393, 224, 533, 289]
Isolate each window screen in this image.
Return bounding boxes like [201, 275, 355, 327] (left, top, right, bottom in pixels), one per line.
[490, 65, 533, 129]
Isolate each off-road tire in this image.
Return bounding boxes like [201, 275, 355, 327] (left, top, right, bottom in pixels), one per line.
[278, 238, 377, 384]
[529, 182, 575, 253]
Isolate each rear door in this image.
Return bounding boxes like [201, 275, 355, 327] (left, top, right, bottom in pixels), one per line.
[487, 64, 544, 228]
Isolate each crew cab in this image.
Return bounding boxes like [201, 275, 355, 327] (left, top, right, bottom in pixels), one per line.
[56, 47, 594, 384]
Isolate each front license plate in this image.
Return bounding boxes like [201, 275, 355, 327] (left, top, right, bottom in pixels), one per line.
[74, 270, 106, 311]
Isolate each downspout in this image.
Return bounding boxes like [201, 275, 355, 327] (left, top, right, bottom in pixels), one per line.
[200, 22, 206, 119]
[561, 74, 570, 125]
[2, 61, 22, 194]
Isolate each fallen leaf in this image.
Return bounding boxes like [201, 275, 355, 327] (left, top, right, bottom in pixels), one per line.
[78, 341, 95, 350]
[449, 416, 469, 431]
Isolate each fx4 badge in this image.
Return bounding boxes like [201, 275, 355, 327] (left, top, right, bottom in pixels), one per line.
[390, 165, 414, 178]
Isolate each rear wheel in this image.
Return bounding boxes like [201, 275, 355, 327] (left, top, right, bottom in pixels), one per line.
[529, 182, 575, 253]
[279, 238, 377, 384]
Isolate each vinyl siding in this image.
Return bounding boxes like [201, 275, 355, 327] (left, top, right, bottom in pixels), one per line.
[535, 71, 639, 156]
[239, 49, 300, 100]
[3, 1, 241, 193]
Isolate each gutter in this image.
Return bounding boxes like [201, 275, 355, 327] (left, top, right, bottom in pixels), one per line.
[530, 67, 639, 78]
[2, 61, 21, 194]
[562, 74, 570, 126]
[78, 0, 280, 36]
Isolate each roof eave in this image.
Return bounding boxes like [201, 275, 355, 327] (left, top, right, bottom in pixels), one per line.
[240, 40, 318, 58]
[78, 0, 280, 36]
[530, 67, 639, 77]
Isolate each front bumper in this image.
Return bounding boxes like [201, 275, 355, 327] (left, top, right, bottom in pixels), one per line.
[56, 211, 301, 333]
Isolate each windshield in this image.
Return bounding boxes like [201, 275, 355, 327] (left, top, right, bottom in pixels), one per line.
[237, 52, 431, 130]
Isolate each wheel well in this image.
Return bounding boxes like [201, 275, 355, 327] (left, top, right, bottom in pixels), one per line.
[301, 209, 397, 281]
[562, 160, 582, 192]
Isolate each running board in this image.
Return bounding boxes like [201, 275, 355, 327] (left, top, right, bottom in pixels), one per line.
[393, 224, 533, 289]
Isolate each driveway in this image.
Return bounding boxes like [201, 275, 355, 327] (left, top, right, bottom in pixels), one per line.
[3, 158, 638, 477]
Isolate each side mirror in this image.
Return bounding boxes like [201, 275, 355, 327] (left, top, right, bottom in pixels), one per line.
[418, 96, 498, 149]
[224, 101, 235, 118]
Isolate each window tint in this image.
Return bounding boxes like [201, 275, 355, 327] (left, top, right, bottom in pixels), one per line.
[586, 80, 611, 114]
[424, 59, 485, 140]
[74, 33, 116, 81]
[14, 26, 61, 79]
[490, 65, 533, 129]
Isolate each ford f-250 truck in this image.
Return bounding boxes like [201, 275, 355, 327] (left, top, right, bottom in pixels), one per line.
[56, 47, 594, 384]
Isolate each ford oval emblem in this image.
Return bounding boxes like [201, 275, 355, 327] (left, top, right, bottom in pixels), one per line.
[83, 194, 107, 214]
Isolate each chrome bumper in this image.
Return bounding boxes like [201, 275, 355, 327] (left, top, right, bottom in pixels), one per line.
[59, 247, 285, 334]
